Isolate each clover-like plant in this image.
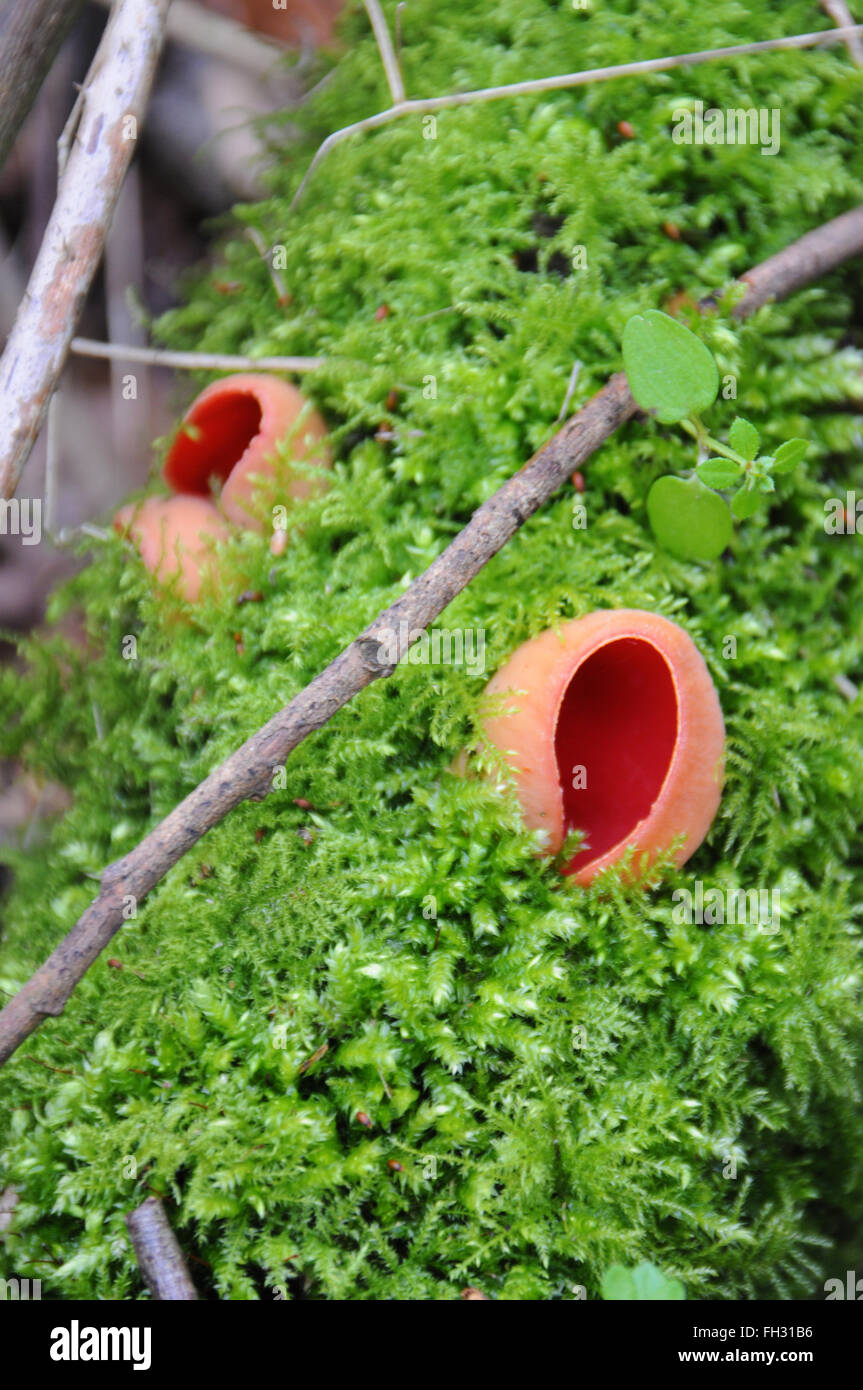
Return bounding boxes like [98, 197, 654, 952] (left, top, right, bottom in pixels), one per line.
[622, 309, 808, 561]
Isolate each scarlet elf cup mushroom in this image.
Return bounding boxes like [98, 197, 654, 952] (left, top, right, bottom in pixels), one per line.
[478, 609, 725, 885]
[113, 495, 231, 605]
[115, 375, 331, 599]
[162, 373, 331, 530]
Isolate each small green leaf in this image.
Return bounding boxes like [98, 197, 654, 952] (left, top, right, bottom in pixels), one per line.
[728, 416, 760, 461]
[772, 438, 808, 474]
[622, 309, 719, 424]
[696, 457, 743, 489]
[647, 475, 733, 561]
[731, 486, 764, 519]
[602, 1261, 686, 1301]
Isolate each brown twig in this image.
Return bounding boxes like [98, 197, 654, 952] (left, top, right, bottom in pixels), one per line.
[0, 0, 171, 501]
[0, 0, 85, 174]
[736, 204, 863, 311]
[0, 205, 862, 1068]
[125, 1196, 200, 1301]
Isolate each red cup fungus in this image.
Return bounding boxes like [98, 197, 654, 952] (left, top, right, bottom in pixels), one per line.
[113, 495, 231, 605]
[479, 609, 725, 885]
[115, 374, 330, 602]
[162, 373, 331, 530]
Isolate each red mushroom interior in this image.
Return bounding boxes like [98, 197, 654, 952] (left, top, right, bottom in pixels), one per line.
[165, 391, 263, 495]
[554, 637, 678, 874]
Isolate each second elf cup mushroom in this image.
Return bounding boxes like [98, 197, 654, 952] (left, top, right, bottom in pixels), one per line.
[162, 373, 331, 531]
[477, 609, 725, 885]
[113, 495, 231, 605]
[115, 374, 331, 602]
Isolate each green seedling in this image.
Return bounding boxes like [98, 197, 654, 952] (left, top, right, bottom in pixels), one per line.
[622, 309, 807, 561]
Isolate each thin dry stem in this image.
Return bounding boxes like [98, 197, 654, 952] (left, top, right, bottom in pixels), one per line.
[69, 338, 325, 373]
[363, 0, 406, 105]
[290, 25, 863, 209]
[246, 226, 291, 306]
[556, 360, 583, 425]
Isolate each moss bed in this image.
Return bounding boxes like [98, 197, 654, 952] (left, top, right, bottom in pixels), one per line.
[1, 0, 862, 1300]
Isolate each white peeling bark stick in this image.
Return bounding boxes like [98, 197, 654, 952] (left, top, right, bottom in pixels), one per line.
[0, 0, 172, 501]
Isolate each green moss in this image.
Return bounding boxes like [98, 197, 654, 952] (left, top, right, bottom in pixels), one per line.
[1, 0, 862, 1300]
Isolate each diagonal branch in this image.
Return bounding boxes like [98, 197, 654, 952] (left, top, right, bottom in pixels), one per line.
[1, 204, 862, 1068]
[0, 0, 172, 501]
[289, 25, 863, 210]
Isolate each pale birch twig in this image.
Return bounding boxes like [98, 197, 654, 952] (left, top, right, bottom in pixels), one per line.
[0, 0, 172, 501]
[290, 25, 863, 209]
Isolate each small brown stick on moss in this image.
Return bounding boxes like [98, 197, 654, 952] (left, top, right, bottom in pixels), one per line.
[125, 1197, 200, 1301]
[735, 205, 863, 312]
[0, 0, 171, 501]
[0, 205, 862, 1069]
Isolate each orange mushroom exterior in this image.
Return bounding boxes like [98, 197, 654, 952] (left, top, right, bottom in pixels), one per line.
[113, 495, 231, 605]
[162, 373, 330, 530]
[481, 609, 725, 885]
